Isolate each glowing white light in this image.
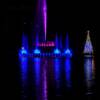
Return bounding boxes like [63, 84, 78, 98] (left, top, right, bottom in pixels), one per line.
[84, 30, 93, 54]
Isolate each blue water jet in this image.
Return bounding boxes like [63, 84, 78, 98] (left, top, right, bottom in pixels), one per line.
[54, 33, 61, 54]
[19, 33, 28, 55]
[64, 33, 72, 57]
[33, 33, 41, 55]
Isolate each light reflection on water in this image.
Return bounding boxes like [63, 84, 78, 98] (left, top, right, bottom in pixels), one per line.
[19, 57, 28, 100]
[33, 58, 41, 100]
[65, 58, 72, 88]
[53, 58, 61, 96]
[19, 57, 95, 100]
[84, 57, 95, 95]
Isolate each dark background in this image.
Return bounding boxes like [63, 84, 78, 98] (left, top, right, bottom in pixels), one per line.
[5, 0, 97, 52]
[3, 0, 97, 99]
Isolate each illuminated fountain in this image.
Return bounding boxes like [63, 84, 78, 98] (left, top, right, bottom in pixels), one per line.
[19, 0, 72, 58]
[33, 33, 41, 55]
[53, 33, 61, 55]
[18, 0, 96, 99]
[19, 33, 28, 56]
[19, 33, 72, 57]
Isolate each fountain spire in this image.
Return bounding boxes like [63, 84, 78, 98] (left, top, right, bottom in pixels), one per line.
[84, 30, 93, 54]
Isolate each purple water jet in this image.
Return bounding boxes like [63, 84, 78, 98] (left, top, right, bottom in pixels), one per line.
[42, 0, 47, 41]
[33, 0, 47, 42]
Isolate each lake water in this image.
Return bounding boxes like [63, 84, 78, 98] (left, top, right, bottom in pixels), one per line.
[18, 56, 96, 100]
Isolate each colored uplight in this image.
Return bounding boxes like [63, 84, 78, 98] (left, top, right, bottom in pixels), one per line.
[19, 33, 28, 56]
[64, 49, 72, 57]
[54, 49, 61, 54]
[20, 47, 28, 55]
[33, 49, 41, 54]
[65, 49, 71, 54]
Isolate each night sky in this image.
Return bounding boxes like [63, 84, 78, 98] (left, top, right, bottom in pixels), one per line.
[3, 0, 97, 99]
[4, 0, 97, 53]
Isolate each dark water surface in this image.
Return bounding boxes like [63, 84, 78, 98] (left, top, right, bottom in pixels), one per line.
[18, 56, 96, 100]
